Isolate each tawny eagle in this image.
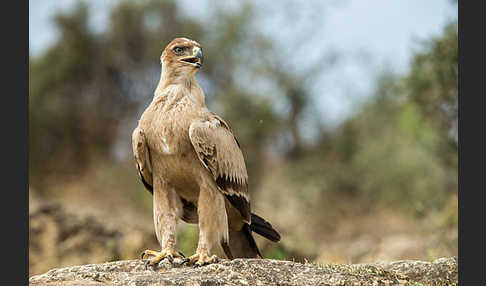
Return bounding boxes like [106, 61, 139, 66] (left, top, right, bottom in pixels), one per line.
[132, 37, 280, 267]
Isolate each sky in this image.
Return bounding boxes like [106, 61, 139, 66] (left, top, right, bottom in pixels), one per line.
[29, 0, 457, 126]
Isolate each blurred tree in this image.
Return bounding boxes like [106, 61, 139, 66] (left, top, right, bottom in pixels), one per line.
[261, 55, 339, 160]
[30, 2, 111, 191]
[404, 22, 458, 172]
[280, 21, 458, 217]
[408, 24, 458, 123]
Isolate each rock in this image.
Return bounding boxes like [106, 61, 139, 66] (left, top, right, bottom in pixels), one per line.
[29, 198, 159, 276]
[29, 257, 457, 286]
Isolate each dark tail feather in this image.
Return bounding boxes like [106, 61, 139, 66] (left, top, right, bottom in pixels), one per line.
[221, 241, 234, 259]
[221, 224, 262, 259]
[220, 213, 280, 259]
[242, 224, 262, 258]
[249, 213, 281, 242]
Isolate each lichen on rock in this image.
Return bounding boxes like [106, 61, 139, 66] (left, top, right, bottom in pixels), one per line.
[29, 256, 457, 286]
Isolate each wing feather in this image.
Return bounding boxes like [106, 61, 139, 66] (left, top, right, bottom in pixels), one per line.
[132, 127, 153, 193]
[189, 115, 251, 222]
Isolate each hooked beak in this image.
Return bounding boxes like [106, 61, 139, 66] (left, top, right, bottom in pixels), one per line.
[180, 47, 204, 68]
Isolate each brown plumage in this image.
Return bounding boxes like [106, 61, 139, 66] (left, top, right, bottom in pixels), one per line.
[132, 37, 280, 267]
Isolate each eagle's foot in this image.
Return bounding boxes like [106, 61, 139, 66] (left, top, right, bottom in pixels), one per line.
[141, 248, 185, 269]
[184, 252, 220, 267]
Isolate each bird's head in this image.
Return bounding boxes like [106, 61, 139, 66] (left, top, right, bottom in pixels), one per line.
[161, 37, 204, 77]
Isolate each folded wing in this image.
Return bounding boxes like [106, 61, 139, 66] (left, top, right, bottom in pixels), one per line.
[189, 114, 251, 223]
[132, 127, 153, 193]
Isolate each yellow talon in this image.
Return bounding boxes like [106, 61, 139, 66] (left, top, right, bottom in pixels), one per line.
[141, 248, 185, 268]
[185, 252, 220, 267]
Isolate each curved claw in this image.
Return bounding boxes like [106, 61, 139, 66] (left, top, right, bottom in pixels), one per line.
[186, 253, 220, 267]
[140, 248, 186, 268]
[178, 257, 190, 266]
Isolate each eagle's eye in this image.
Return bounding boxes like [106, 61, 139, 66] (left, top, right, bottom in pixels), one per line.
[173, 46, 184, 54]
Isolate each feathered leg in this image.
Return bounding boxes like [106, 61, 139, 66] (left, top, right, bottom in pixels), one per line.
[141, 182, 185, 268]
[186, 182, 228, 266]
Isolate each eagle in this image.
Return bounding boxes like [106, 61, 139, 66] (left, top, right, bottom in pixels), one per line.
[132, 37, 280, 267]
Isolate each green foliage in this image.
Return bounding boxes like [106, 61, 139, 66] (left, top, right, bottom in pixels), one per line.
[30, 2, 105, 189]
[351, 101, 447, 214]
[406, 23, 458, 137]
[280, 21, 458, 217]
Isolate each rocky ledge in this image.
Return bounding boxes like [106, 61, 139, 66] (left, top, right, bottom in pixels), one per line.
[29, 256, 457, 285]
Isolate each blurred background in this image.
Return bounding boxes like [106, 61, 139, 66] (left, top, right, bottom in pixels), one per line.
[29, 0, 458, 276]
